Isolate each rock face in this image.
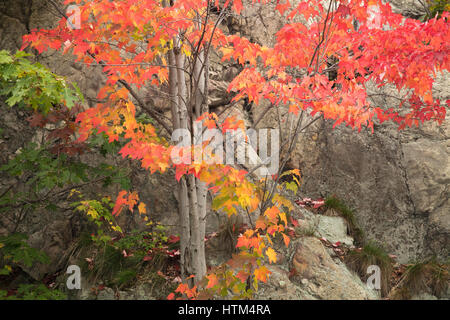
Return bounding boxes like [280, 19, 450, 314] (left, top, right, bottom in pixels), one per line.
[90, 284, 156, 300]
[388, 0, 428, 18]
[291, 237, 378, 299]
[286, 87, 449, 263]
[255, 236, 379, 300]
[285, 116, 449, 263]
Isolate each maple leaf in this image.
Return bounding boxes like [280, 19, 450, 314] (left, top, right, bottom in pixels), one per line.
[126, 191, 139, 211]
[27, 113, 46, 127]
[206, 274, 219, 289]
[236, 235, 249, 248]
[336, 4, 351, 17]
[288, 104, 300, 115]
[168, 235, 180, 244]
[264, 206, 280, 221]
[175, 283, 189, 294]
[255, 216, 267, 230]
[282, 233, 290, 247]
[254, 266, 271, 283]
[112, 190, 128, 216]
[278, 212, 288, 226]
[232, 0, 244, 15]
[138, 202, 147, 215]
[236, 270, 249, 283]
[276, 0, 291, 15]
[290, 217, 299, 227]
[266, 247, 277, 264]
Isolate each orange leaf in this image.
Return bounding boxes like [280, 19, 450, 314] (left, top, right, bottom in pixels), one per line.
[138, 202, 147, 215]
[254, 266, 271, 283]
[112, 190, 128, 216]
[255, 216, 267, 230]
[236, 270, 249, 283]
[264, 206, 279, 221]
[206, 273, 219, 289]
[282, 233, 290, 247]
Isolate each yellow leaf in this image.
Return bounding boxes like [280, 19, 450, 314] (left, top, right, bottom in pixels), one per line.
[68, 189, 80, 198]
[279, 212, 288, 226]
[0, 243, 4, 249]
[266, 234, 273, 245]
[138, 202, 147, 215]
[112, 225, 122, 233]
[87, 209, 99, 219]
[266, 247, 277, 264]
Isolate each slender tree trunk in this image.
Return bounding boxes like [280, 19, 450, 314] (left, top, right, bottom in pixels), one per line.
[169, 39, 208, 283]
[193, 48, 208, 279]
[169, 46, 191, 279]
[196, 178, 208, 278]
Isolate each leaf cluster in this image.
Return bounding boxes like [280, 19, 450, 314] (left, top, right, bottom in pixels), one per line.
[0, 50, 82, 113]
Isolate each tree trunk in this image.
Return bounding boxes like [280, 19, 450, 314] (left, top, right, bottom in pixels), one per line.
[169, 36, 208, 284]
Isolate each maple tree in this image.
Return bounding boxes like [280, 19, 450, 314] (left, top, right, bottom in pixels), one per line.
[21, 0, 448, 299]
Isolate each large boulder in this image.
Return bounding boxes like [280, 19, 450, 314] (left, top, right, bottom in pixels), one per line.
[290, 237, 379, 299]
[255, 237, 379, 300]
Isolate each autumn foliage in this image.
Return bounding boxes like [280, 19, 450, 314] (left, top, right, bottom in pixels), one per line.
[21, 0, 449, 299]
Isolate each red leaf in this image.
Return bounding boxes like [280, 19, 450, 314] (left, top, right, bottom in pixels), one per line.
[276, 0, 291, 15]
[112, 190, 128, 216]
[27, 113, 46, 127]
[168, 235, 180, 244]
[290, 217, 299, 227]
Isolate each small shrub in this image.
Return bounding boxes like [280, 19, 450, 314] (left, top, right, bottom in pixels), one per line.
[391, 258, 449, 299]
[345, 241, 393, 297]
[426, 0, 450, 20]
[113, 269, 138, 289]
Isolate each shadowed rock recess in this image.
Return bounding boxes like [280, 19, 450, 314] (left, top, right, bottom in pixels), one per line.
[0, 0, 448, 300]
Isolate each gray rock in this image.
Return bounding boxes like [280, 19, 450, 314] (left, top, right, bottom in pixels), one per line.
[291, 237, 379, 299]
[411, 292, 439, 300]
[97, 287, 116, 300]
[388, 0, 428, 18]
[314, 215, 354, 246]
[254, 265, 317, 300]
